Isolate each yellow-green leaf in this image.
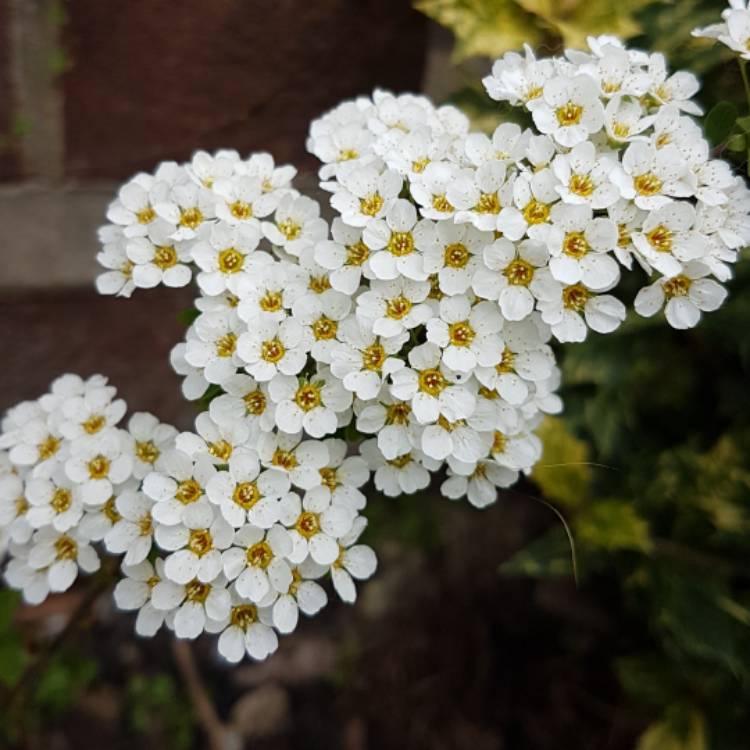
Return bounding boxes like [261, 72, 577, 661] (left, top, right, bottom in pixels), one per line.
[636, 712, 707, 750]
[575, 499, 652, 553]
[531, 416, 591, 508]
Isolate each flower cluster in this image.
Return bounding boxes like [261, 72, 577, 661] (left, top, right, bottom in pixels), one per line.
[693, 0, 750, 60]
[0, 375, 376, 663]
[5, 33, 747, 664]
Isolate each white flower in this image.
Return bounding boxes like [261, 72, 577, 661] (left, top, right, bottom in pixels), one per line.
[329, 516, 377, 604]
[634, 262, 728, 329]
[151, 573, 231, 639]
[473, 238, 554, 321]
[420, 418, 485, 463]
[422, 221, 492, 296]
[410, 161, 463, 220]
[330, 318, 405, 401]
[206, 450, 289, 529]
[356, 277, 431, 338]
[95, 236, 136, 298]
[5, 417, 67, 477]
[191, 221, 261, 295]
[612, 142, 693, 210]
[27, 526, 100, 593]
[545, 204, 620, 290]
[4, 543, 51, 604]
[552, 141, 620, 209]
[208, 593, 278, 662]
[170, 342, 209, 401]
[0, 471, 32, 545]
[239, 152, 297, 194]
[330, 162, 402, 226]
[60, 383, 126, 442]
[269, 370, 352, 438]
[114, 558, 171, 637]
[208, 374, 275, 434]
[389, 342, 475, 425]
[237, 317, 309, 382]
[156, 501, 234, 585]
[355, 394, 421, 461]
[693, 5, 750, 60]
[441, 460, 518, 508]
[531, 74, 605, 147]
[632, 201, 706, 277]
[361, 198, 432, 280]
[106, 172, 174, 238]
[304, 439, 369, 512]
[126, 412, 177, 479]
[647, 54, 702, 115]
[313, 219, 374, 295]
[155, 181, 216, 240]
[359, 439, 436, 497]
[126, 220, 193, 289]
[25, 470, 84, 532]
[64, 429, 133, 505]
[538, 283, 626, 342]
[235, 257, 295, 324]
[262, 194, 327, 256]
[482, 45, 556, 107]
[257, 432, 330, 490]
[184, 310, 245, 386]
[143, 449, 215, 526]
[510, 169, 559, 235]
[603, 96, 655, 143]
[278, 491, 355, 565]
[487, 426, 542, 472]
[464, 122, 530, 166]
[426, 296, 504, 372]
[104, 489, 156, 565]
[271, 564, 328, 634]
[175, 412, 250, 466]
[222, 523, 293, 603]
[187, 149, 239, 188]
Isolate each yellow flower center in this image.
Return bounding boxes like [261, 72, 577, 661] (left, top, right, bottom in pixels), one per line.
[448, 321, 475, 347]
[179, 207, 203, 229]
[612, 122, 630, 138]
[432, 194, 454, 213]
[312, 316, 338, 340]
[308, 275, 332, 294]
[663, 274, 692, 298]
[185, 579, 211, 603]
[646, 225, 673, 252]
[88, 455, 110, 480]
[216, 332, 237, 357]
[83, 414, 106, 435]
[208, 440, 233, 462]
[295, 511, 320, 539]
[278, 219, 302, 241]
[218, 247, 244, 274]
[136, 206, 155, 224]
[188, 528, 213, 557]
[503, 259, 534, 286]
[386, 295, 412, 319]
[492, 431, 507, 454]
[346, 241, 370, 266]
[524, 85, 543, 103]
[556, 102, 583, 126]
[443, 243, 470, 268]
[230, 603, 258, 629]
[136, 440, 160, 465]
[418, 368, 446, 396]
[261, 339, 286, 363]
[618, 224, 631, 248]
[563, 231, 590, 259]
[338, 148, 359, 162]
[386, 402, 411, 424]
[246, 541, 273, 569]
[229, 200, 252, 220]
[54, 535, 77, 561]
[233, 481, 261, 510]
[295, 384, 323, 412]
[319, 467, 339, 491]
[388, 454, 412, 468]
[634, 173, 663, 197]
[412, 157, 430, 173]
[51, 488, 72, 514]
[244, 389, 267, 416]
[259, 290, 283, 312]
[38, 435, 61, 461]
[387, 231, 414, 257]
[496, 347, 516, 374]
[175, 478, 202, 505]
[154, 245, 178, 270]
[272, 449, 298, 471]
[103, 497, 121, 524]
[15, 496, 29, 516]
[362, 342, 387, 372]
[569, 174, 595, 197]
[360, 193, 384, 217]
[139, 515, 153, 536]
[474, 192, 501, 214]
[523, 200, 550, 225]
[562, 283, 591, 311]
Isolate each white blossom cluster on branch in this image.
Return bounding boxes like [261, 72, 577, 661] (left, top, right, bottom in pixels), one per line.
[2, 33, 749, 663]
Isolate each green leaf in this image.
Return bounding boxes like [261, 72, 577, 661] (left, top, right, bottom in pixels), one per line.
[636, 711, 706, 750]
[705, 101, 739, 147]
[615, 654, 684, 707]
[735, 114, 750, 132]
[726, 133, 747, 152]
[0, 633, 28, 687]
[575, 499, 652, 553]
[0, 589, 20, 633]
[500, 526, 574, 578]
[177, 308, 201, 326]
[531, 416, 592, 508]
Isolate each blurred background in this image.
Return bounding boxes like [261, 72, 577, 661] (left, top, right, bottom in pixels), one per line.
[2, 1, 750, 749]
